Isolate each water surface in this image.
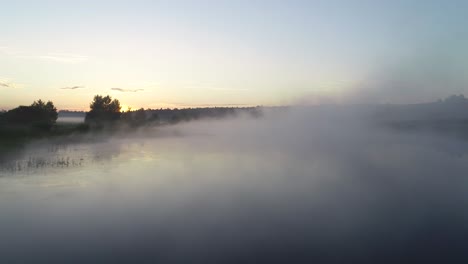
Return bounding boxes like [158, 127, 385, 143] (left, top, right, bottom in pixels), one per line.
[1, 115, 468, 263]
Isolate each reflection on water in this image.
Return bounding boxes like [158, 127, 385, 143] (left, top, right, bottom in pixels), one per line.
[1, 117, 468, 263]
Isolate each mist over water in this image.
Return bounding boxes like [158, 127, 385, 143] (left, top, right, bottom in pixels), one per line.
[2, 107, 468, 263]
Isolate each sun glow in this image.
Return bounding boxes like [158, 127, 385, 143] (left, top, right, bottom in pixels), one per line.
[120, 104, 131, 112]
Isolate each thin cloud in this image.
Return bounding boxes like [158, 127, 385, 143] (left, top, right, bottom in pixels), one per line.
[60, 86, 85, 90]
[186, 86, 249, 92]
[35, 53, 89, 63]
[0, 47, 89, 63]
[111, 88, 144, 93]
[0, 78, 16, 88]
[209, 88, 249, 92]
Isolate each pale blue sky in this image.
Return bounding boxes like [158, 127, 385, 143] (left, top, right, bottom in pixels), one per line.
[1, 0, 468, 110]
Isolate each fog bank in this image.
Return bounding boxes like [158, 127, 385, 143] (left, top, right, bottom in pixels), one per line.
[1, 106, 468, 263]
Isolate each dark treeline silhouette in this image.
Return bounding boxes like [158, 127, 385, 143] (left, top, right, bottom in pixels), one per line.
[120, 106, 264, 126]
[0, 100, 57, 130]
[60, 106, 265, 125]
[0, 100, 59, 146]
[150, 106, 264, 123]
[79, 94, 266, 128]
[85, 95, 121, 126]
[3, 94, 468, 144]
[116, 106, 265, 128]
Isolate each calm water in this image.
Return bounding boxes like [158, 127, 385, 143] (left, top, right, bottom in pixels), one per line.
[1, 115, 468, 263]
[56, 115, 85, 123]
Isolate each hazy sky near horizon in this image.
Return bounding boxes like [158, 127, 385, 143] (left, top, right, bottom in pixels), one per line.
[1, 0, 468, 110]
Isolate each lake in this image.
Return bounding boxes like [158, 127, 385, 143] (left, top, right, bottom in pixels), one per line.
[1, 112, 468, 263]
[57, 113, 85, 124]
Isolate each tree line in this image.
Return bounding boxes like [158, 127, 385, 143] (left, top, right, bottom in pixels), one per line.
[0, 100, 58, 130]
[0, 95, 264, 134]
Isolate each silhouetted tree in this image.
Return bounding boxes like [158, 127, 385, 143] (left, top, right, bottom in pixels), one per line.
[121, 108, 147, 127]
[32, 100, 58, 123]
[85, 95, 121, 125]
[2, 100, 58, 130]
[0, 110, 5, 124]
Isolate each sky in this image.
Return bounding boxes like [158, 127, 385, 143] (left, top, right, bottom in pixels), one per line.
[1, 0, 468, 110]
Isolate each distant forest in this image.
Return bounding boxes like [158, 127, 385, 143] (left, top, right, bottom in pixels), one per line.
[59, 105, 266, 124]
[2, 94, 468, 144]
[0, 95, 277, 143]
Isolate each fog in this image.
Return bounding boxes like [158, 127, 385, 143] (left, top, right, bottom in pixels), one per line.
[1, 107, 468, 263]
